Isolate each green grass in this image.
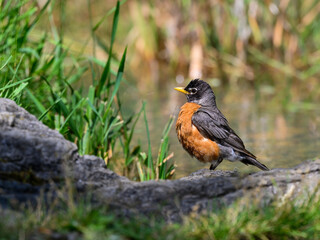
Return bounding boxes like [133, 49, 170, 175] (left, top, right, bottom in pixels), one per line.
[1, 187, 319, 240]
[0, 0, 175, 181]
[136, 105, 175, 181]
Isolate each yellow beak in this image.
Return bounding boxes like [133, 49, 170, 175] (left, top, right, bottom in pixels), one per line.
[174, 87, 189, 95]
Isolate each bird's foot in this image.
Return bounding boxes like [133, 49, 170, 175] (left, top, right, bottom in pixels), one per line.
[209, 158, 223, 171]
[209, 164, 217, 171]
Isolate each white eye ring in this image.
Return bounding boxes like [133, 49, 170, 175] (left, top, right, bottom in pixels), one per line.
[190, 88, 197, 94]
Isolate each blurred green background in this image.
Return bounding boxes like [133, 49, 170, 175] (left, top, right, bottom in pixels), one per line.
[2, 0, 320, 178]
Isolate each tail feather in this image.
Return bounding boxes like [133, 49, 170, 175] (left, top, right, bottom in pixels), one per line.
[241, 157, 269, 171]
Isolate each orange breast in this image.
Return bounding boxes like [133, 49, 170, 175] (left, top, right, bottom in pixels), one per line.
[176, 102, 220, 163]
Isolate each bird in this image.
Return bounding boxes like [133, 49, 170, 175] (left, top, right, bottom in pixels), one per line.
[174, 79, 269, 171]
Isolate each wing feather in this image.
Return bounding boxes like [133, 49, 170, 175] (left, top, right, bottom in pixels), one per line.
[192, 107, 255, 158]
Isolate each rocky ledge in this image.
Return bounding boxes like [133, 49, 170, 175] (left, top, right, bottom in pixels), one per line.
[0, 98, 319, 221]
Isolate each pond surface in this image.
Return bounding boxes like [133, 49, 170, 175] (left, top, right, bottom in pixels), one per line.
[123, 81, 320, 178]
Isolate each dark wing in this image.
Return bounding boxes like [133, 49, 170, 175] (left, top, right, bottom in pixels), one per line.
[191, 107, 256, 158]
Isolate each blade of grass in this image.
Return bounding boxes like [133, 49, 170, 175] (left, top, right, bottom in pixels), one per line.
[0, 78, 31, 91]
[96, 1, 120, 96]
[0, 55, 12, 71]
[38, 90, 66, 121]
[8, 82, 28, 100]
[142, 102, 154, 180]
[124, 104, 144, 165]
[136, 161, 145, 182]
[87, 99, 104, 124]
[25, 88, 46, 114]
[105, 46, 127, 111]
[92, 0, 127, 31]
[59, 98, 85, 133]
[156, 116, 175, 179]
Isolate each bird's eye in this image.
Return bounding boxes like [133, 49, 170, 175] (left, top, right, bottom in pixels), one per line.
[190, 88, 197, 94]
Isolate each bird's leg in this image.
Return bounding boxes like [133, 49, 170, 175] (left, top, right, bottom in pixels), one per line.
[209, 157, 223, 171]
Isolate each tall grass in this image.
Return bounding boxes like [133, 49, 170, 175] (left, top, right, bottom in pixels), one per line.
[136, 105, 175, 181]
[0, 0, 175, 181]
[0, 0, 49, 103]
[119, 101, 175, 181]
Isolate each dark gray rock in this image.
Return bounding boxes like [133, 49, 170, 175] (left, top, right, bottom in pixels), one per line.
[0, 99, 78, 206]
[0, 98, 319, 221]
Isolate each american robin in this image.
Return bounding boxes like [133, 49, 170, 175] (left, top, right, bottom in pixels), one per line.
[175, 79, 269, 171]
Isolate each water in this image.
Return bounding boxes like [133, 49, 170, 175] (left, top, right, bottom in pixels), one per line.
[123, 81, 320, 178]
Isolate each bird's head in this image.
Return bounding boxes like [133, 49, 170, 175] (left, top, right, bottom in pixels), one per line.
[174, 79, 216, 107]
